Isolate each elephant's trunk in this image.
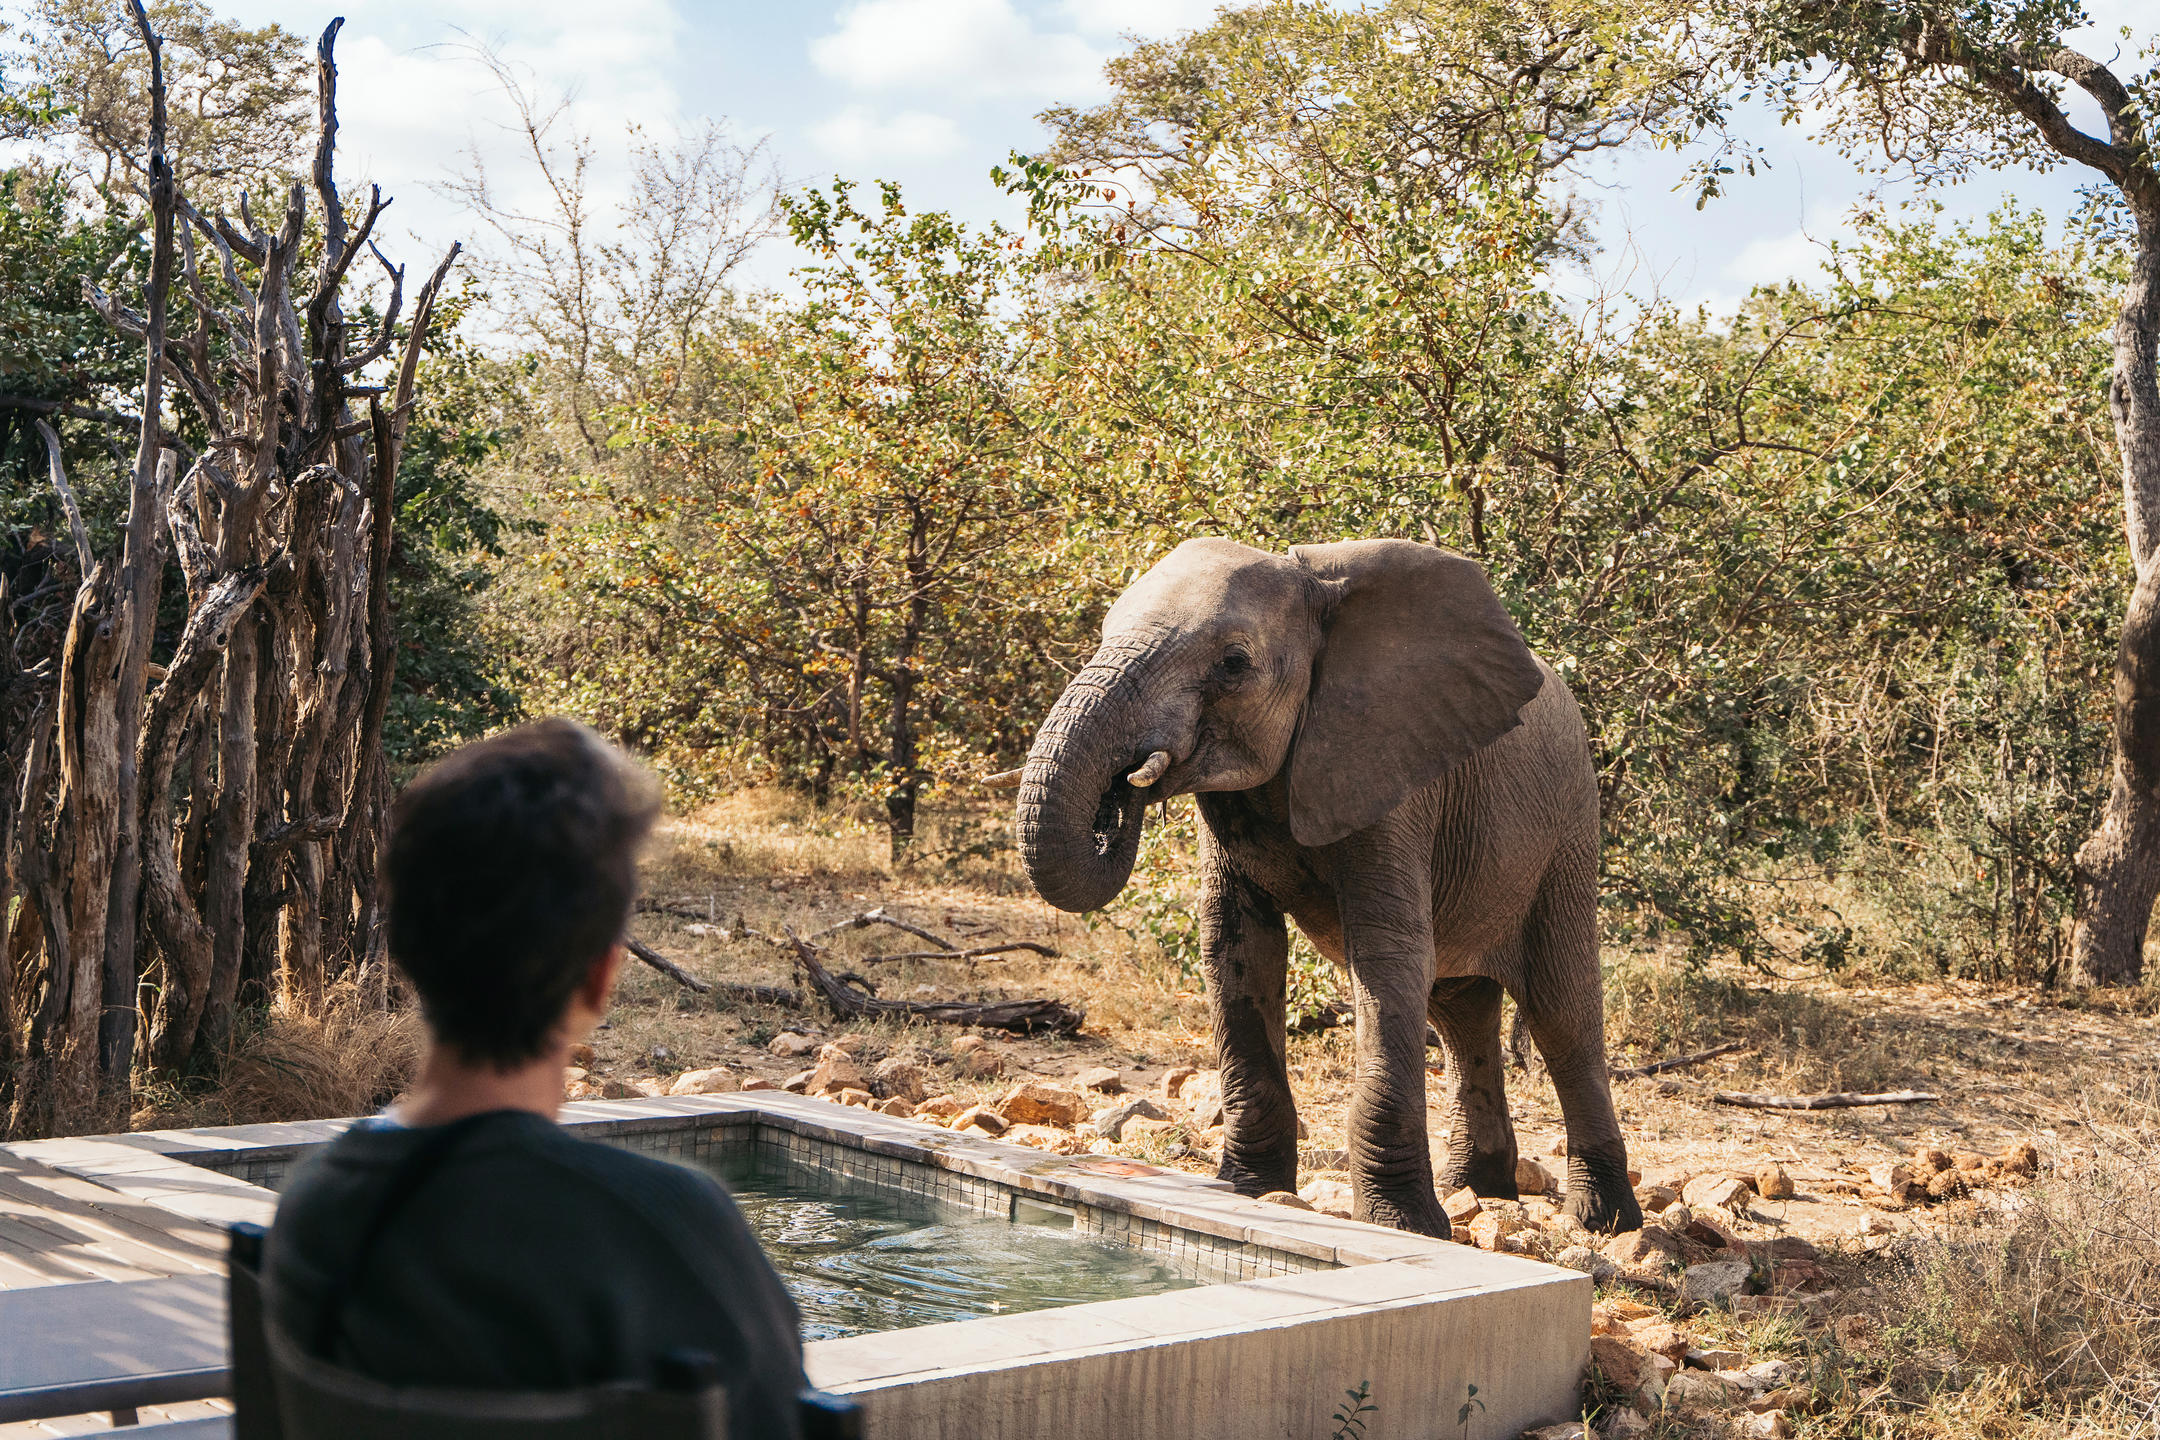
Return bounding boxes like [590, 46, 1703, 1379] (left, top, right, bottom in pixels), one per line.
[1017, 648, 1155, 914]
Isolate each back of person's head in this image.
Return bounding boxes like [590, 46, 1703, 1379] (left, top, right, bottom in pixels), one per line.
[387, 718, 663, 1067]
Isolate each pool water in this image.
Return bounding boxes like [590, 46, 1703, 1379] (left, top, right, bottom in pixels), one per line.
[704, 1155, 1206, 1340]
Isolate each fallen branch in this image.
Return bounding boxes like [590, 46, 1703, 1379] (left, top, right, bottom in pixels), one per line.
[784, 928, 1084, 1036]
[862, 942, 1059, 965]
[1610, 1041, 1747, 1082]
[625, 938, 802, 1009]
[1289, 999, 1443, 1049]
[806, 906, 957, 951]
[1710, 1088, 1941, 1111]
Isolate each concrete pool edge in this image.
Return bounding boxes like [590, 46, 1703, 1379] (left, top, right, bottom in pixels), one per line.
[6, 1094, 1591, 1439]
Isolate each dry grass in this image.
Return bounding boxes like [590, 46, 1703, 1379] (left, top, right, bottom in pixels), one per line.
[133, 985, 425, 1131]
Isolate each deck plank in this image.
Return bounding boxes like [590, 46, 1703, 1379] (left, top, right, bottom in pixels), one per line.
[0, 1154, 223, 1293]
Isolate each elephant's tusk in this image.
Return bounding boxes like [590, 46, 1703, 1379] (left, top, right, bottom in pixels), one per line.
[1126, 751, 1173, 787]
[981, 769, 1025, 789]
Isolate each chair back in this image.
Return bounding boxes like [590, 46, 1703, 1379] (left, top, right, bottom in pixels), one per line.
[226, 1223, 728, 1440]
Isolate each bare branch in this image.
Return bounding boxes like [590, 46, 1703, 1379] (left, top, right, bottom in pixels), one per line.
[34, 421, 94, 575]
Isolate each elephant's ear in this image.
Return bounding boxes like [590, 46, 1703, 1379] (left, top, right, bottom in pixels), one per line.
[1286, 539, 1545, 848]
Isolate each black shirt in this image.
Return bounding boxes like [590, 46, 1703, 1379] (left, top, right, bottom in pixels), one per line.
[266, 1110, 805, 1439]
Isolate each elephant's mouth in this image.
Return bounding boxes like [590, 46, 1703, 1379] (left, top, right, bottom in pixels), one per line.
[1090, 770, 1150, 857]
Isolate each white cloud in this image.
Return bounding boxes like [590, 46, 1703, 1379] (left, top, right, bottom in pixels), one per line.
[1721, 227, 1844, 290]
[1054, 0, 1226, 39]
[810, 0, 1105, 100]
[811, 104, 964, 162]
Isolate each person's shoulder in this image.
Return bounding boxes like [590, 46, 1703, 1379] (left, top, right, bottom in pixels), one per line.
[521, 1126, 738, 1220]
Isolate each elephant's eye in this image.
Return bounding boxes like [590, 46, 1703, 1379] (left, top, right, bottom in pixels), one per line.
[1220, 650, 1252, 677]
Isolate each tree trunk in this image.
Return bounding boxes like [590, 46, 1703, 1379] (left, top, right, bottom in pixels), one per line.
[2071, 209, 2160, 986]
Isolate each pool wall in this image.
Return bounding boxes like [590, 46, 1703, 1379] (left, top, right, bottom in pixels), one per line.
[8, 1092, 1589, 1439]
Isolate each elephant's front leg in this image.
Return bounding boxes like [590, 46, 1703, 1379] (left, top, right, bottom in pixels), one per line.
[1339, 857, 1450, 1237]
[1199, 851, 1298, 1198]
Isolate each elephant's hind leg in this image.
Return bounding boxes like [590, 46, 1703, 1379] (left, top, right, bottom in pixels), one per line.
[1428, 975, 1518, 1200]
[1518, 862, 1643, 1234]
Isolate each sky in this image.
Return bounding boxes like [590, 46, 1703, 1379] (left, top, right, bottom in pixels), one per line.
[16, 0, 2159, 314]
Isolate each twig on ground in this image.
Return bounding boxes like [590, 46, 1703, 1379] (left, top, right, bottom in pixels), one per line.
[1610, 1041, 1748, 1081]
[1710, 1088, 1942, 1111]
[783, 928, 1084, 1036]
[625, 938, 802, 1009]
[806, 906, 958, 951]
[861, 942, 1059, 965]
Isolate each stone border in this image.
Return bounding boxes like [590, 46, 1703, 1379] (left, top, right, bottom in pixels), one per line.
[4, 1095, 1590, 1439]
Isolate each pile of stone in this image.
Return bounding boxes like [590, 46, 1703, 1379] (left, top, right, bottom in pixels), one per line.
[1858, 1141, 2039, 1207]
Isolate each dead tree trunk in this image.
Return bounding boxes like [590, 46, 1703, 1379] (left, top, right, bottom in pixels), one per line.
[1, 9, 459, 1137]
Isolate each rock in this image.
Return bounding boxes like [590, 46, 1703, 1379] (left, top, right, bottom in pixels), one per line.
[1598, 1297, 1661, 1323]
[1663, 1371, 1735, 1410]
[595, 1077, 642, 1099]
[1857, 1211, 1894, 1237]
[1741, 1360, 1798, 1392]
[668, 1067, 740, 1096]
[1952, 1150, 1987, 1171]
[872, 1058, 928, 1102]
[915, 1094, 965, 1120]
[999, 1082, 1090, 1128]
[1681, 1173, 1752, 1212]
[1682, 1209, 1742, 1251]
[1523, 1425, 1587, 1440]
[951, 1034, 989, 1054]
[1685, 1347, 1744, 1371]
[1754, 1235, 1819, 1262]
[569, 1042, 596, 1066]
[1556, 1245, 1619, 1284]
[1867, 1161, 1924, 1206]
[1005, 1123, 1082, 1152]
[955, 1105, 1009, 1136]
[1122, 1116, 1186, 1143]
[1679, 1259, 1752, 1308]
[1769, 1261, 1826, 1293]
[1076, 1066, 1123, 1094]
[1259, 1190, 1314, 1211]
[1091, 1096, 1169, 1141]
[1516, 1156, 1553, 1195]
[1659, 1203, 1693, 1233]
[564, 1067, 589, 1085]
[564, 1080, 599, 1099]
[875, 1096, 916, 1117]
[1180, 1071, 1225, 1128]
[1743, 1412, 1791, 1438]
[1998, 1140, 2040, 1176]
[741, 1078, 779, 1092]
[952, 1046, 1006, 1080]
[1913, 1147, 1952, 1173]
[1625, 1321, 1693, 1363]
[808, 1049, 869, 1096]
[1442, 1187, 1485, 1225]
[1298, 1178, 1354, 1217]
[1467, 1208, 1522, 1251]
[781, 1068, 815, 1094]
[827, 1034, 872, 1056]
[1925, 1167, 1968, 1200]
[1162, 1065, 1199, 1097]
[647, 1045, 676, 1068]
[1755, 1163, 1794, 1201]
[1603, 1407, 1653, 1438]
[1603, 1226, 1684, 1274]
[768, 1031, 819, 1058]
[837, 1087, 877, 1106]
[1635, 1184, 1680, 1212]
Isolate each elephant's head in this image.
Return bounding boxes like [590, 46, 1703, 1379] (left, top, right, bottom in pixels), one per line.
[1015, 537, 1546, 912]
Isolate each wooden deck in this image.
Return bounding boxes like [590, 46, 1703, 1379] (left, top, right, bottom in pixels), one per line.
[0, 1150, 225, 1293]
[0, 1151, 230, 1435]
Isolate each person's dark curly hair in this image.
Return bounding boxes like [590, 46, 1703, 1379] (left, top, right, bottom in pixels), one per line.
[386, 718, 662, 1067]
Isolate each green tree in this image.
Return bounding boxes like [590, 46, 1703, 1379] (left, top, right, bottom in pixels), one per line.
[1732, 1, 2160, 983]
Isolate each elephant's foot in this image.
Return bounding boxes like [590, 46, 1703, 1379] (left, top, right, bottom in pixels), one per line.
[1562, 1143, 1642, 1234]
[1353, 1185, 1452, 1238]
[1437, 1143, 1519, 1202]
[1216, 1148, 1297, 1199]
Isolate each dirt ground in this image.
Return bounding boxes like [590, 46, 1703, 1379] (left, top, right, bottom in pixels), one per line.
[591, 792, 2160, 1257]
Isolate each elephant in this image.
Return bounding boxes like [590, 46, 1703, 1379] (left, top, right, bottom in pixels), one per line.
[1012, 536, 1642, 1236]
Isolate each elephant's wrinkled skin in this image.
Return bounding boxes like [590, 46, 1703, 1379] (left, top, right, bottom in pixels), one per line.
[1014, 537, 1642, 1236]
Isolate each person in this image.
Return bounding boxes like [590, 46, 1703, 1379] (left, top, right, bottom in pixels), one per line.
[265, 718, 806, 1438]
